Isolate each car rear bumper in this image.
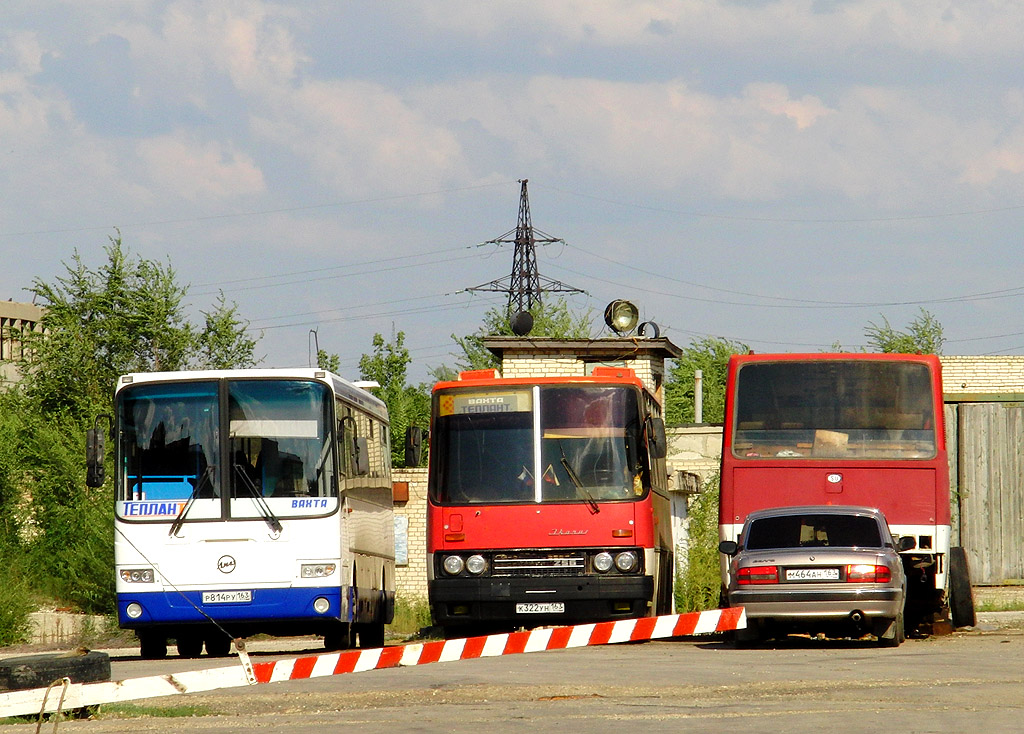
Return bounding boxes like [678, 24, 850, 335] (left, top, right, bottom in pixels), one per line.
[730, 587, 904, 619]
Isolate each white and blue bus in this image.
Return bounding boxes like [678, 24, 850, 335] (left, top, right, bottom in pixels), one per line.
[88, 369, 395, 659]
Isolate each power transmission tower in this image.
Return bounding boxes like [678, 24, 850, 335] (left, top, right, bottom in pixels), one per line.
[468, 179, 584, 317]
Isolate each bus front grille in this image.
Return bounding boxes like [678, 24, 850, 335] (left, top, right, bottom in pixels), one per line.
[491, 552, 587, 577]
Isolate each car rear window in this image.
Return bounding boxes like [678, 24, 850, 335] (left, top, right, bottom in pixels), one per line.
[745, 514, 883, 550]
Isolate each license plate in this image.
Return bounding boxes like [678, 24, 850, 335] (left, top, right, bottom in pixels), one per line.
[202, 590, 252, 604]
[785, 568, 840, 581]
[515, 602, 565, 614]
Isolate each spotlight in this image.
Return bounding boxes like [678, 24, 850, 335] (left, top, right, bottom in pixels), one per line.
[604, 300, 639, 335]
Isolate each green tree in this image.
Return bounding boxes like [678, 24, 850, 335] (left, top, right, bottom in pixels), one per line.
[196, 292, 261, 370]
[317, 350, 341, 373]
[864, 308, 945, 354]
[664, 336, 749, 425]
[1, 235, 261, 617]
[452, 298, 592, 371]
[25, 235, 194, 420]
[359, 331, 431, 466]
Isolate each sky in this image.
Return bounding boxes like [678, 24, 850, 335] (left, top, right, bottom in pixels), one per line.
[3, 1, 1024, 384]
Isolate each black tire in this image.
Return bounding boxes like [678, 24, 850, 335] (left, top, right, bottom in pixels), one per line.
[354, 620, 385, 648]
[324, 624, 355, 651]
[176, 634, 203, 658]
[949, 546, 977, 628]
[204, 633, 232, 658]
[138, 633, 168, 660]
[733, 623, 761, 648]
[0, 651, 110, 691]
[876, 613, 904, 647]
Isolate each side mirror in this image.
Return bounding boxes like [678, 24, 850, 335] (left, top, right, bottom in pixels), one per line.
[86, 428, 106, 487]
[404, 426, 425, 467]
[647, 417, 667, 459]
[353, 436, 370, 476]
[897, 535, 917, 552]
[718, 540, 739, 556]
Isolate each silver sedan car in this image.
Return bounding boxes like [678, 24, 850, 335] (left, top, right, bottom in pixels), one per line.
[719, 505, 914, 646]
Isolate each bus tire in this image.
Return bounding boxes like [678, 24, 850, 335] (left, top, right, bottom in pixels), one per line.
[176, 634, 203, 658]
[324, 624, 354, 651]
[204, 633, 232, 658]
[354, 621, 385, 649]
[0, 650, 110, 691]
[949, 546, 977, 628]
[138, 633, 167, 660]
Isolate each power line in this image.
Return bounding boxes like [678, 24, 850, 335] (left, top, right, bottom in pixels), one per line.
[533, 182, 1024, 224]
[0, 181, 517, 239]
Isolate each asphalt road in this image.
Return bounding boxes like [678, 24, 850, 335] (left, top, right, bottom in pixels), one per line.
[2, 615, 1023, 734]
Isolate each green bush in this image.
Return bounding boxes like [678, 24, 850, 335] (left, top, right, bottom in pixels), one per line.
[674, 473, 723, 614]
[388, 597, 432, 637]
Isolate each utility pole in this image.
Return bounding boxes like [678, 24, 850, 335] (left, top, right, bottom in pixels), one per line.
[468, 180, 583, 331]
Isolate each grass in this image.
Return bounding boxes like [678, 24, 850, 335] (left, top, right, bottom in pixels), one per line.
[388, 597, 433, 638]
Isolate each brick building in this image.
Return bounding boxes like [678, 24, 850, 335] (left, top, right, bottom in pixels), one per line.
[0, 300, 44, 386]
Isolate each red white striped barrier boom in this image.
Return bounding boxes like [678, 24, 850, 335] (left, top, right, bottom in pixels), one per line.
[0, 607, 745, 718]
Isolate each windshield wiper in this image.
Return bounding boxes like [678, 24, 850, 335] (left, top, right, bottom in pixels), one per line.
[558, 443, 600, 515]
[233, 464, 283, 534]
[169, 466, 215, 537]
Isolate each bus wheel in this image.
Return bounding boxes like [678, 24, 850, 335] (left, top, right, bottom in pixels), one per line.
[138, 633, 167, 660]
[949, 546, 977, 628]
[324, 624, 354, 651]
[176, 634, 203, 658]
[355, 621, 385, 648]
[204, 633, 232, 658]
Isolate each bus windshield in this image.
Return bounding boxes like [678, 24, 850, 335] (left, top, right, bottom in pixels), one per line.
[117, 379, 336, 519]
[732, 360, 936, 460]
[430, 385, 646, 505]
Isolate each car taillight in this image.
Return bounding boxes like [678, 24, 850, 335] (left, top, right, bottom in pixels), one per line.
[846, 564, 892, 583]
[737, 565, 779, 584]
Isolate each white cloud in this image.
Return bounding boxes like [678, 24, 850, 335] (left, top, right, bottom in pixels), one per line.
[135, 133, 266, 202]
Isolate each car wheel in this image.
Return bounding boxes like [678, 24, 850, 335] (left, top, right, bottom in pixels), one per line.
[948, 546, 977, 628]
[876, 614, 903, 647]
[733, 623, 761, 648]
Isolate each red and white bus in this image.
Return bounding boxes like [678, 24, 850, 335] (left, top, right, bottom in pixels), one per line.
[425, 366, 674, 637]
[719, 353, 972, 628]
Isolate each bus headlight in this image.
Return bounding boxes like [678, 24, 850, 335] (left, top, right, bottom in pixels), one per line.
[120, 568, 155, 583]
[614, 551, 638, 573]
[301, 563, 337, 578]
[443, 555, 465, 575]
[466, 555, 488, 575]
[125, 603, 144, 619]
[313, 597, 331, 614]
[593, 552, 613, 573]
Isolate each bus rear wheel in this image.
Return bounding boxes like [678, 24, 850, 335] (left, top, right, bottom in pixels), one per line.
[138, 633, 167, 660]
[949, 546, 977, 628]
[354, 621, 385, 648]
[204, 633, 232, 657]
[176, 634, 203, 658]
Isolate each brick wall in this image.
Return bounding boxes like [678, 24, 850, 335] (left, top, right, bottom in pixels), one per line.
[392, 467, 428, 602]
[941, 355, 1024, 396]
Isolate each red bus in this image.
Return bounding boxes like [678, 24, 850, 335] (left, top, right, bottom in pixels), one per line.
[425, 366, 674, 637]
[719, 353, 971, 629]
